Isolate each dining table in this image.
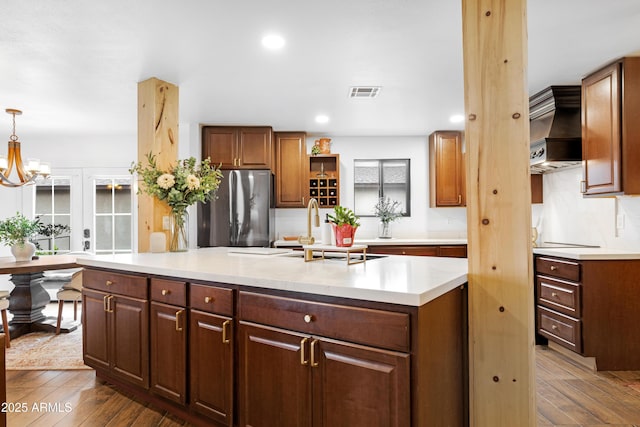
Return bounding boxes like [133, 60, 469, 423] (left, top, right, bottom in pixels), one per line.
[0, 255, 79, 339]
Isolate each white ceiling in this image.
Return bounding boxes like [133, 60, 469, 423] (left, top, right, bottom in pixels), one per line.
[1, 0, 639, 139]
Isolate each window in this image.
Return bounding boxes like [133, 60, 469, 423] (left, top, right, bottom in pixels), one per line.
[34, 177, 72, 254]
[94, 177, 132, 254]
[354, 159, 410, 216]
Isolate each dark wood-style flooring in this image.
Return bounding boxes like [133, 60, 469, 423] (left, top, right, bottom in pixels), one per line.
[5, 345, 640, 426]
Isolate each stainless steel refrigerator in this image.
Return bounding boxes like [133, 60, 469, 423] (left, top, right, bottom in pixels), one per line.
[197, 169, 275, 247]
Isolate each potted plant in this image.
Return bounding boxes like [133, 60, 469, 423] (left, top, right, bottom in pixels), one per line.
[0, 212, 40, 261]
[327, 205, 360, 247]
[374, 197, 402, 239]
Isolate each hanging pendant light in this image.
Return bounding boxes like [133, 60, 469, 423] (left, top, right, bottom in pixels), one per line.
[0, 108, 50, 187]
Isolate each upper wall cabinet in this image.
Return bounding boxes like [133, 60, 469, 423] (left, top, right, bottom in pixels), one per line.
[274, 132, 307, 208]
[582, 57, 640, 196]
[202, 126, 273, 170]
[429, 130, 466, 207]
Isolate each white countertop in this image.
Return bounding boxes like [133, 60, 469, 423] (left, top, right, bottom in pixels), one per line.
[76, 247, 468, 306]
[274, 238, 468, 247]
[533, 247, 640, 260]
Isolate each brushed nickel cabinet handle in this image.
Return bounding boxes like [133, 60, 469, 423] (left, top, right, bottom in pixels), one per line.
[310, 339, 319, 368]
[204, 296, 213, 304]
[175, 309, 184, 332]
[222, 320, 231, 344]
[300, 337, 309, 366]
[161, 289, 170, 296]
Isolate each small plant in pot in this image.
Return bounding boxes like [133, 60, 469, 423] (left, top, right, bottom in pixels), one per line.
[327, 205, 360, 247]
[0, 212, 40, 262]
[374, 196, 402, 239]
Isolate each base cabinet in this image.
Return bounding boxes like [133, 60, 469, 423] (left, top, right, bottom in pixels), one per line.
[189, 310, 234, 425]
[83, 287, 149, 389]
[238, 322, 410, 427]
[150, 302, 187, 404]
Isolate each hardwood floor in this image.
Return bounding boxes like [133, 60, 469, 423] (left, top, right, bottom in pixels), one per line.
[5, 345, 640, 426]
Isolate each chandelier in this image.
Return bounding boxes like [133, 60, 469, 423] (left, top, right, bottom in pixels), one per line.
[0, 108, 50, 187]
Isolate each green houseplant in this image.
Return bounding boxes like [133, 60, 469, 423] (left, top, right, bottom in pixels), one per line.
[327, 205, 360, 247]
[0, 212, 40, 261]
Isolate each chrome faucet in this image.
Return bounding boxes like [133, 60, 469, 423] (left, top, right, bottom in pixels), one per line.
[298, 198, 320, 261]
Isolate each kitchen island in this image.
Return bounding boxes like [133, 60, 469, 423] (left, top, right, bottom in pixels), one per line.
[77, 248, 468, 427]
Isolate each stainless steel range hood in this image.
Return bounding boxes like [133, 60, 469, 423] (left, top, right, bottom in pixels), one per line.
[529, 86, 582, 174]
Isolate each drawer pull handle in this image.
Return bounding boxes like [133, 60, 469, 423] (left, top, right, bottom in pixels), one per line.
[175, 309, 184, 332]
[551, 324, 558, 330]
[300, 337, 309, 365]
[304, 314, 313, 323]
[222, 320, 231, 344]
[550, 265, 557, 271]
[310, 339, 319, 367]
[106, 280, 113, 286]
[551, 292, 558, 297]
[103, 295, 109, 312]
[161, 289, 170, 296]
[204, 296, 213, 304]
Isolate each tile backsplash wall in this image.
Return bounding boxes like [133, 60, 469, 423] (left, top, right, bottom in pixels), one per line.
[540, 167, 640, 250]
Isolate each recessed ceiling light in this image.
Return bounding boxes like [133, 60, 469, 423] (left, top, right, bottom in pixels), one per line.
[449, 114, 465, 123]
[261, 34, 285, 50]
[315, 115, 330, 124]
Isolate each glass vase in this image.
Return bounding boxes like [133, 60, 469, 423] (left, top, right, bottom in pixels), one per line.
[169, 210, 189, 252]
[378, 221, 392, 239]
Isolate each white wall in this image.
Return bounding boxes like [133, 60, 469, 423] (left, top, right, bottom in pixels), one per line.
[274, 135, 468, 241]
[538, 166, 640, 250]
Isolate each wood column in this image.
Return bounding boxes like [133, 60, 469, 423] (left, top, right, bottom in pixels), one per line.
[137, 77, 179, 253]
[461, 0, 535, 426]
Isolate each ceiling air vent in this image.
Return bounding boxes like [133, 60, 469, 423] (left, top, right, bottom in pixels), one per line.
[349, 86, 381, 98]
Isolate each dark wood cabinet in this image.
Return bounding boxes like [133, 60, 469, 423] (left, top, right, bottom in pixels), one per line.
[82, 269, 149, 390]
[275, 131, 308, 207]
[429, 130, 466, 207]
[368, 244, 467, 258]
[582, 57, 640, 196]
[189, 283, 234, 426]
[150, 278, 187, 405]
[237, 291, 410, 427]
[535, 255, 640, 370]
[531, 174, 543, 204]
[238, 322, 410, 427]
[202, 126, 273, 170]
[308, 154, 340, 207]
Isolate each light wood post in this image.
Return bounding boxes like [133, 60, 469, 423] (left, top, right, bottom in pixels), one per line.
[461, 0, 535, 426]
[137, 77, 179, 253]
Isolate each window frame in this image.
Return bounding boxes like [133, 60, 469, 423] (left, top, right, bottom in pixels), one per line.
[353, 158, 411, 217]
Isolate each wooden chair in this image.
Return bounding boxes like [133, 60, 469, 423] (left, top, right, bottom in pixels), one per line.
[55, 269, 83, 335]
[0, 291, 9, 348]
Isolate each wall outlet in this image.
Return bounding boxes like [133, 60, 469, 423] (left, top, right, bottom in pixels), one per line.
[162, 216, 171, 230]
[616, 214, 625, 229]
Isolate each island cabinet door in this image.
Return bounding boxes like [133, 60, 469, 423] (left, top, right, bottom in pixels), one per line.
[82, 288, 110, 371]
[311, 338, 410, 427]
[150, 301, 187, 405]
[110, 294, 150, 390]
[189, 309, 233, 426]
[238, 322, 312, 427]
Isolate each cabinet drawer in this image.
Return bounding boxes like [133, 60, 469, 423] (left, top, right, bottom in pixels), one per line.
[190, 283, 234, 316]
[151, 278, 186, 306]
[238, 291, 410, 352]
[537, 306, 582, 353]
[536, 276, 581, 317]
[368, 246, 438, 257]
[536, 257, 580, 282]
[83, 268, 147, 299]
